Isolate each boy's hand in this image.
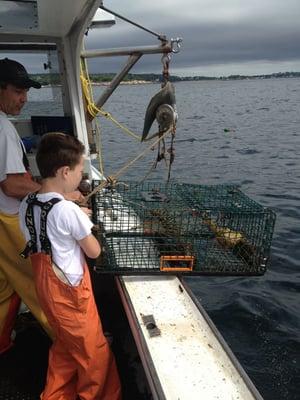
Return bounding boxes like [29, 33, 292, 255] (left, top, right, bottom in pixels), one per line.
[80, 207, 92, 217]
[64, 190, 85, 203]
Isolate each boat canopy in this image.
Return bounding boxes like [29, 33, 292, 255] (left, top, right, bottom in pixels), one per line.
[0, 0, 111, 39]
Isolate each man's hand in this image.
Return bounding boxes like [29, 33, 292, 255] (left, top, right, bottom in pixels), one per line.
[0, 173, 40, 199]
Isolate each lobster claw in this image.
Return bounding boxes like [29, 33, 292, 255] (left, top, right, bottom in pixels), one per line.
[142, 81, 176, 141]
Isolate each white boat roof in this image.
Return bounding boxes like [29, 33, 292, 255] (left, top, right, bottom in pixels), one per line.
[0, 0, 111, 39]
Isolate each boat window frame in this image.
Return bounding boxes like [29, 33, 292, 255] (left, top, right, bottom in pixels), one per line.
[0, 36, 72, 116]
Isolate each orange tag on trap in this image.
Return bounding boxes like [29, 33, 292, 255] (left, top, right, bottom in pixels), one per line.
[160, 255, 194, 272]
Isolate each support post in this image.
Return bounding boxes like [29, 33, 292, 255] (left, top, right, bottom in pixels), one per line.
[89, 53, 142, 120]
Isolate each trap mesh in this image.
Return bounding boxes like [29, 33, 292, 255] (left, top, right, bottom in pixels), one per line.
[91, 181, 275, 275]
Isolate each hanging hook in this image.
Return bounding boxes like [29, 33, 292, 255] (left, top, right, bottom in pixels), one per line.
[171, 37, 183, 54]
[161, 53, 171, 85]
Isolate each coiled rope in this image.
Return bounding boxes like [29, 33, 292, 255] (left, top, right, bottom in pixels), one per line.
[80, 65, 141, 141]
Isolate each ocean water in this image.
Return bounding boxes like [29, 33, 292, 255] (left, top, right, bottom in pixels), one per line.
[24, 78, 300, 399]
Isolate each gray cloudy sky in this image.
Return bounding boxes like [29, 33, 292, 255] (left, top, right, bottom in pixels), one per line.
[85, 0, 300, 76]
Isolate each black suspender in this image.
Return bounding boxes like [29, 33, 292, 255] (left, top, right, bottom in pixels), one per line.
[20, 193, 61, 258]
[20, 193, 38, 258]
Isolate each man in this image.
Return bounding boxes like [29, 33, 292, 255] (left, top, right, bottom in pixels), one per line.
[0, 58, 53, 353]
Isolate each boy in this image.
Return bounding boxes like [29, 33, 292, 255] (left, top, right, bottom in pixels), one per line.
[19, 132, 121, 400]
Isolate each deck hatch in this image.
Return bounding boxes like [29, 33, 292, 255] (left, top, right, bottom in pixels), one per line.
[142, 315, 161, 338]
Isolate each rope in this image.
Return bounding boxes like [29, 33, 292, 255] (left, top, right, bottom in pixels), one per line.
[79, 61, 177, 199]
[93, 124, 104, 175]
[80, 59, 104, 174]
[80, 68, 141, 141]
[84, 125, 174, 202]
[99, 5, 167, 43]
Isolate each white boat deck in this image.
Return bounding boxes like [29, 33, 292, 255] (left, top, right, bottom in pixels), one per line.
[119, 275, 262, 400]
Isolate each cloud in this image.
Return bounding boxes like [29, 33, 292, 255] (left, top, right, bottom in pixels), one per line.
[84, 0, 300, 75]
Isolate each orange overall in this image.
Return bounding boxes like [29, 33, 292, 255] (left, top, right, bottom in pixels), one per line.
[22, 194, 121, 400]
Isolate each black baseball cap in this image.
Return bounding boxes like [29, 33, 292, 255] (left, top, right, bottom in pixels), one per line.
[0, 58, 41, 89]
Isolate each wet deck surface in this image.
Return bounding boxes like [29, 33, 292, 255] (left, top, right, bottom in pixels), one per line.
[0, 325, 50, 400]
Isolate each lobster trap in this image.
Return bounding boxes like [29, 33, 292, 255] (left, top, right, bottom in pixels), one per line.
[91, 181, 275, 275]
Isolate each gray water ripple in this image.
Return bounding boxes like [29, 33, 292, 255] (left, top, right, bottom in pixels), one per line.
[236, 148, 261, 155]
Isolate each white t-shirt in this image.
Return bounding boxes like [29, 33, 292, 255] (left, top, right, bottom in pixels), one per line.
[19, 192, 94, 286]
[0, 111, 26, 215]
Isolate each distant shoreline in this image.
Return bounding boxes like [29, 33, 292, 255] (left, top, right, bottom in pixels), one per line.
[40, 75, 299, 88]
[32, 71, 300, 87]
[92, 80, 153, 86]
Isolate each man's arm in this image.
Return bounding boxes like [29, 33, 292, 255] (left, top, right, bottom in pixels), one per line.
[1, 174, 85, 202]
[0, 173, 40, 199]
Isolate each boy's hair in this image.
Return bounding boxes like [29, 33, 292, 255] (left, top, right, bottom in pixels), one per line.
[36, 132, 85, 178]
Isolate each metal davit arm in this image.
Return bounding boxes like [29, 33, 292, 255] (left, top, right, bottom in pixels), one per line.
[81, 43, 172, 118]
[81, 3, 181, 115]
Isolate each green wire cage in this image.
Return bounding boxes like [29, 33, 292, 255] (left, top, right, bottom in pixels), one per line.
[91, 181, 276, 275]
